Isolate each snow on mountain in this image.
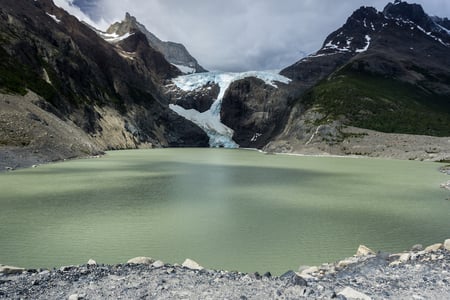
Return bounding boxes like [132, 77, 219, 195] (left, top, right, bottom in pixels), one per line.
[101, 32, 135, 43]
[172, 64, 196, 74]
[46, 13, 61, 24]
[169, 71, 291, 148]
[356, 35, 371, 52]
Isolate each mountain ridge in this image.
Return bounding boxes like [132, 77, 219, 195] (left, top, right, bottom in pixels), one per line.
[105, 13, 207, 74]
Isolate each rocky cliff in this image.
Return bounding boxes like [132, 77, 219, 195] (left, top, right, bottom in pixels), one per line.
[0, 0, 208, 169]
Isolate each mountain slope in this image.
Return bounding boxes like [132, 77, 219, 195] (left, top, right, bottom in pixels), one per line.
[0, 0, 208, 168]
[259, 1, 450, 158]
[105, 13, 207, 74]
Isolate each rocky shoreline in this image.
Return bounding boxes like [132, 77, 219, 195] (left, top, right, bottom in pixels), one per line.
[1, 240, 450, 299]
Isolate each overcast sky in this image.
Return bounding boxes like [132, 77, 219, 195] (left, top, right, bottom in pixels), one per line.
[56, 0, 450, 72]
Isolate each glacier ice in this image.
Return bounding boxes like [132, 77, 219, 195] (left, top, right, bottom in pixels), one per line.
[169, 71, 291, 148]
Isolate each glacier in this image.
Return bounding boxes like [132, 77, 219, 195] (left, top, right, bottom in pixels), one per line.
[169, 71, 291, 148]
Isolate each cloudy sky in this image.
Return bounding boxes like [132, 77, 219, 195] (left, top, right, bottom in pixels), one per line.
[55, 0, 449, 72]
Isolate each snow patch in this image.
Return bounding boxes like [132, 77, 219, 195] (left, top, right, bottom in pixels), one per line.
[416, 25, 449, 46]
[436, 23, 450, 35]
[172, 64, 196, 74]
[103, 32, 135, 43]
[170, 71, 291, 148]
[356, 35, 371, 53]
[46, 13, 61, 24]
[323, 40, 352, 53]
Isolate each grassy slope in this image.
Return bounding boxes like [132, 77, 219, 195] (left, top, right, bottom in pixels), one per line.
[302, 68, 450, 136]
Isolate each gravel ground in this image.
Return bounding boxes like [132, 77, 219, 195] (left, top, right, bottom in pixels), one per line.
[1, 241, 449, 299]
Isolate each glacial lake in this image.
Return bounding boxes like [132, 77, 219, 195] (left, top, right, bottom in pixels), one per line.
[1, 149, 449, 274]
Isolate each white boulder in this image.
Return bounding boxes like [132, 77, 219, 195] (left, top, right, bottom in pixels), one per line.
[182, 258, 203, 270]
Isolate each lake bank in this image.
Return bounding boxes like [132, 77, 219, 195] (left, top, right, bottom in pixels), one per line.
[2, 240, 450, 299]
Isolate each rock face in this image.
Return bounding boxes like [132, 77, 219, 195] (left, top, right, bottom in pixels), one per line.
[106, 13, 207, 73]
[220, 77, 290, 149]
[0, 0, 208, 168]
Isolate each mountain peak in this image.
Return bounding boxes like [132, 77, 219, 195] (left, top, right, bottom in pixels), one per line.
[383, 1, 431, 28]
[105, 14, 206, 73]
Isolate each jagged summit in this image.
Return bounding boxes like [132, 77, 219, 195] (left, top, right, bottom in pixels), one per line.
[105, 13, 207, 74]
[383, 1, 450, 43]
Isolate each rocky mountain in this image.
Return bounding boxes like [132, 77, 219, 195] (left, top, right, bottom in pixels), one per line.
[215, 0, 450, 159]
[104, 13, 207, 74]
[0, 0, 208, 169]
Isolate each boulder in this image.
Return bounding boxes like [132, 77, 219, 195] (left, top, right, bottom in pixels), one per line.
[127, 257, 155, 265]
[152, 260, 165, 268]
[338, 287, 372, 300]
[399, 253, 411, 262]
[0, 265, 25, 274]
[410, 244, 423, 251]
[356, 245, 375, 256]
[182, 258, 203, 270]
[444, 239, 450, 251]
[280, 270, 307, 286]
[424, 243, 443, 252]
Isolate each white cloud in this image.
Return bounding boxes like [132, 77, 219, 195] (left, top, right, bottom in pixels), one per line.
[53, 0, 109, 30]
[74, 0, 450, 71]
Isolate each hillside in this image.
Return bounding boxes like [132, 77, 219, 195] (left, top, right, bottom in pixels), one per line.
[0, 0, 208, 169]
[233, 1, 450, 159]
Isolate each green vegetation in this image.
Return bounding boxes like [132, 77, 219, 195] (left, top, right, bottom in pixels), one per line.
[303, 67, 450, 136]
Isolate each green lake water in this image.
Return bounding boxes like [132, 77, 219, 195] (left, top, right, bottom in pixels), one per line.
[0, 148, 449, 274]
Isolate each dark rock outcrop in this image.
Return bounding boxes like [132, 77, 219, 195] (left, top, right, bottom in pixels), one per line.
[0, 0, 208, 164]
[220, 77, 290, 148]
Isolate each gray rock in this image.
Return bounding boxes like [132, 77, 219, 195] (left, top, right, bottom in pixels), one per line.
[424, 243, 443, 252]
[399, 253, 411, 262]
[338, 287, 371, 300]
[182, 258, 203, 270]
[356, 245, 375, 256]
[152, 260, 165, 268]
[127, 257, 155, 265]
[280, 270, 307, 286]
[411, 244, 424, 251]
[0, 265, 25, 274]
[444, 239, 450, 251]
